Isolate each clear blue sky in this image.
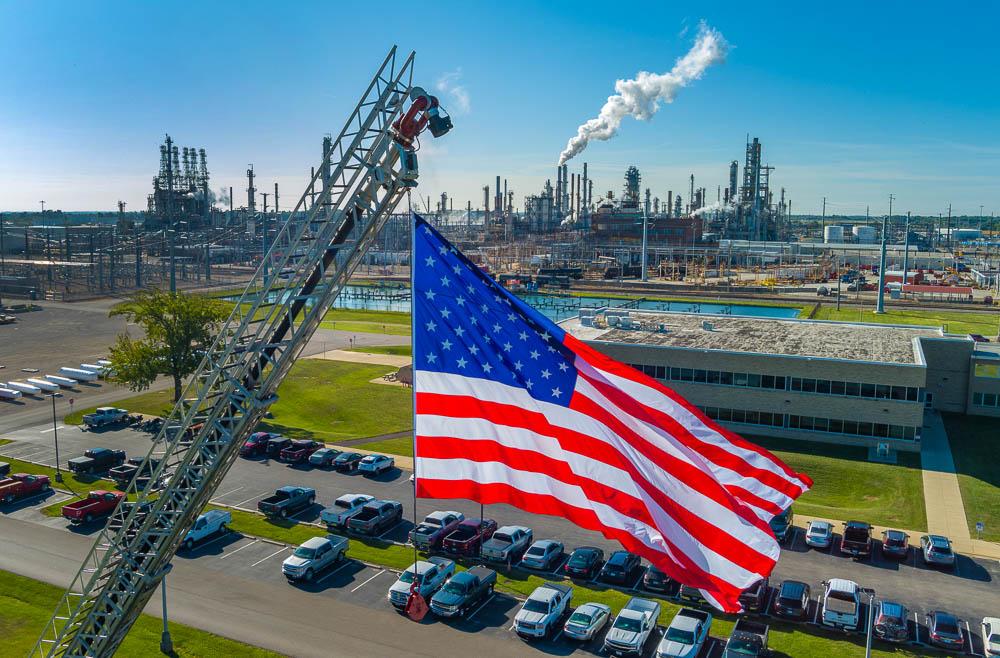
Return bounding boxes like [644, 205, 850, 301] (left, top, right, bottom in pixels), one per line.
[1, 1, 997, 217]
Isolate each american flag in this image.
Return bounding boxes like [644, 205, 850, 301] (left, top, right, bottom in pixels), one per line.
[411, 214, 812, 612]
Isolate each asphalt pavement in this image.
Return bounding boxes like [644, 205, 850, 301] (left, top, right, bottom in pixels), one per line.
[1, 422, 997, 657]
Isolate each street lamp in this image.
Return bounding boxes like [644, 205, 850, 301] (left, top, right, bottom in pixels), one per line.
[50, 393, 62, 482]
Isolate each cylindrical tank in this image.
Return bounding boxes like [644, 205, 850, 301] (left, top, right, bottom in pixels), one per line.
[824, 225, 845, 243]
[853, 225, 877, 244]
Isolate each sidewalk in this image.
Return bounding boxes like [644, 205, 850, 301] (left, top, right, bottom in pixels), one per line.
[304, 348, 411, 368]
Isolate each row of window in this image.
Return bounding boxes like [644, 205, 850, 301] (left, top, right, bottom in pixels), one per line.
[972, 391, 1000, 408]
[628, 363, 922, 402]
[697, 405, 919, 441]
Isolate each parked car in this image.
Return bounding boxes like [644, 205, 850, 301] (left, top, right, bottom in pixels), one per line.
[643, 564, 675, 594]
[738, 577, 769, 613]
[564, 602, 612, 642]
[82, 407, 128, 429]
[520, 539, 564, 570]
[320, 493, 375, 530]
[513, 582, 572, 640]
[656, 607, 712, 658]
[332, 452, 364, 472]
[0, 473, 51, 504]
[769, 508, 793, 543]
[981, 616, 1000, 657]
[387, 557, 455, 610]
[308, 447, 341, 468]
[282, 535, 349, 582]
[881, 530, 910, 559]
[280, 439, 323, 463]
[840, 521, 873, 559]
[257, 486, 316, 519]
[604, 596, 660, 656]
[481, 525, 533, 563]
[821, 578, 861, 631]
[358, 454, 394, 476]
[678, 585, 707, 606]
[600, 550, 642, 586]
[873, 600, 909, 643]
[564, 546, 604, 580]
[240, 432, 274, 457]
[927, 610, 964, 650]
[347, 499, 402, 535]
[920, 534, 956, 567]
[805, 520, 834, 549]
[61, 490, 124, 524]
[773, 580, 810, 620]
[183, 509, 231, 550]
[409, 510, 464, 552]
[109, 457, 161, 490]
[67, 448, 127, 475]
[264, 436, 292, 459]
[429, 565, 496, 618]
[723, 619, 769, 658]
[442, 517, 497, 556]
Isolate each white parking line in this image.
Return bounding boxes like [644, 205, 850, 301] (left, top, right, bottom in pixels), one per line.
[963, 620, 979, 656]
[466, 594, 495, 621]
[233, 492, 268, 507]
[5, 444, 41, 458]
[249, 547, 288, 567]
[762, 587, 776, 618]
[40, 425, 66, 434]
[350, 569, 386, 593]
[629, 572, 644, 591]
[911, 611, 921, 644]
[316, 560, 353, 585]
[210, 486, 244, 503]
[549, 555, 569, 576]
[219, 539, 259, 559]
[377, 520, 402, 539]
[15, 447, 53, 462]
[190, 532, 233, 553]
[811, 597, 821, 624]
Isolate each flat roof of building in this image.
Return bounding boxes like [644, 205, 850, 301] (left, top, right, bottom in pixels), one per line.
[561, 311, 943, 364]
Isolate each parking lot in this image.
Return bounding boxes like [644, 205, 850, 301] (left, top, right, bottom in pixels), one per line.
[2, 424, 998, 656]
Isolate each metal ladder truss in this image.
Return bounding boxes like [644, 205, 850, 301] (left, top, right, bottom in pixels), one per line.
[34, 46, 421, 657]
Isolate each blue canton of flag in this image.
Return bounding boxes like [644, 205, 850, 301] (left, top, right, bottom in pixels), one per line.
[412, 214, 576, 405]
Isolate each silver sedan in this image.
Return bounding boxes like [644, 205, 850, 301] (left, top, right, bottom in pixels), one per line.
[563, 602, 612, 641]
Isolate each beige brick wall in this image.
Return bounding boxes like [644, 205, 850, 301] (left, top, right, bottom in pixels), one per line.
[968, 358, 1000, 418]
[919, 337, 973, 413]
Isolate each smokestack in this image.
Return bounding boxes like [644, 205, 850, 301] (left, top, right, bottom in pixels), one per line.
[689, 174, 695, 213]
[582, 162, 589, 223]
[667, 191, 673, 219]
[570, 173, 576, 221]
[555, 166, 562, 215]
[247, 164, 256, 212]
[495, 176, 502, 220]
[561, 164, 568, 212]
[229, 186, 233, 214]
[274, 182, 279, 214]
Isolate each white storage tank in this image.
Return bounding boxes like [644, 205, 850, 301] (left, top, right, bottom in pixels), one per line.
[853, 225, 877, 244]
[824, 225, 845, 243]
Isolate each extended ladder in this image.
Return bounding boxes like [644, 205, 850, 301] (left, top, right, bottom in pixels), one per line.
[33, 47, 444, 657]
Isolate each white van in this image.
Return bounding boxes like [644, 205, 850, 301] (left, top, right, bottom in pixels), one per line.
[821, 578, 861, 630]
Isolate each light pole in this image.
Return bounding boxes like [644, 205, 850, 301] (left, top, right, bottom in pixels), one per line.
[50, 394, 62, 482]
[864, 590, 875, 658]
[158, 565, 174, 654]
[875, 195, 893, 315]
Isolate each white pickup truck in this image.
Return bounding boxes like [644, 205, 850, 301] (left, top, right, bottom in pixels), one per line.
[513, 582, 573, 640]
[83, 407, 128, 429]
[387, 557, 455, 610]
[320, 493, 374, 530]
[183, 509, 231, 550]
[604, 596, 662, 656]
[656, 607, 712, 658]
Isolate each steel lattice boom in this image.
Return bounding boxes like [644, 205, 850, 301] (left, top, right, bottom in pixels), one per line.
[33, 47, 450, 657]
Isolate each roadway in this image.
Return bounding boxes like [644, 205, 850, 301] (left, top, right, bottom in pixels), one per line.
[1, 423, 997, 656]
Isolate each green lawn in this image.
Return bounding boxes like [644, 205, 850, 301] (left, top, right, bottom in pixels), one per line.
[0, 569, 281, 657]
[346, 344, 412, 357]
[0, 456, 119, 496]
[320, 308, 411, 335]
[318, 320, 410, 335]
[941, 413, 1000, 541]
[262, 360, 411, 442]
[811, 305, 999, 336]
[65, 389, 175, 425]
[353, 435, 413, 456]
[748, 436, 927, 530]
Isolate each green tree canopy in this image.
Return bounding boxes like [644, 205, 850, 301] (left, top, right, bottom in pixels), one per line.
[108, 290, 230, 402]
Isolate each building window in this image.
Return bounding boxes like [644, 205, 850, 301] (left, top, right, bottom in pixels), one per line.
[861, 383, 877, 398]
[985, 393, 998, 407]
[816, 379, 831, 394]
[831, 380, 846, 395]
[973, 392, 983, 405]
[694, 369, 707, 383]
[845, 382, 861, 397]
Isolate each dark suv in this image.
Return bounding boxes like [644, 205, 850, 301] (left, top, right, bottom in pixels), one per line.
[599, 550, 641, 585]
[739, 576, 770, 613]
[873, 600, 909, 643]
[881, 530, 909, 559]
[769, 508, 793, 543]
[264, 436, 292, 459]
[563, 547, 604, 580]
[773, 580, 810, 620]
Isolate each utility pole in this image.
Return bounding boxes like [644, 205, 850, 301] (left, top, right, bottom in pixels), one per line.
[821, 196, 826, 239]
[836, 254, 842, 311]
[876, 194, 893, 314]
[902, 211, 911, 285]
[169, 228, 176, 293]
[640, 203, 649, 282]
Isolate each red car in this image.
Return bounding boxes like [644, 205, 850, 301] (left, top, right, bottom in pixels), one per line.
[0, 473, 51, 504]
[280, 440, 324, 463]
[61, 490, 125, 525]
[442, 518, 498, 556]
[240, 432, 275, 457]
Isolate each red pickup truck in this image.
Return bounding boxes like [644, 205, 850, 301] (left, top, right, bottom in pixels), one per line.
[61, 490, 125, 525]
[442, 518, 498, 557]
[0, 473, 51, 504]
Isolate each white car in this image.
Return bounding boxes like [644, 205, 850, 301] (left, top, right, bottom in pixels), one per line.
[805, 520, 834, 549]
[983, 617, 1000, 657]
[563, 602, 611, 641]
[359, 454, 394, 476]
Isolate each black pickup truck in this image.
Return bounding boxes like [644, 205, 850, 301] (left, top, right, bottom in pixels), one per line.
[257, 486, 316, 519]
[67, 448, 127, 475]
[840, 521, 873, 559]
[108, 457, 161, 489]
[429, 565, 497, 618]
[724, 619, 769, 658]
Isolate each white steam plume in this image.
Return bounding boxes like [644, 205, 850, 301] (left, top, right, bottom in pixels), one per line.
[435, 69, 470, 115]
[692, 201, 734, 216]
[558, 22, 729, 166]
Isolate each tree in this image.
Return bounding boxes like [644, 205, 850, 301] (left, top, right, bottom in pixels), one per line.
[108, 289, 230, 402]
